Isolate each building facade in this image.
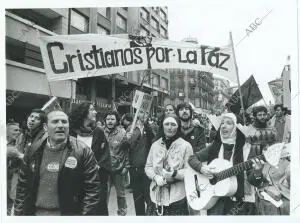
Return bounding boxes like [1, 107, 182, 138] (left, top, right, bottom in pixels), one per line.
[212, 76, 231, 112]
[165, 38, 214, 113]
[166, 69, 214, 112]
[6, 7, 170, 122]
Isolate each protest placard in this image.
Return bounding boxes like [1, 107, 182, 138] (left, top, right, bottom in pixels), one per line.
[130, 90, 152, 133]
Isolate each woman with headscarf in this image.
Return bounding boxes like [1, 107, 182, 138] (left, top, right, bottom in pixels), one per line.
[154, 104, 176, 141]
[188, 113, 248, 215]
[69, 102, 111, 215]
[145, 114, 193, 215]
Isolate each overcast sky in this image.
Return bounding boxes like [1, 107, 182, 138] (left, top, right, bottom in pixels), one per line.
[168, 0, 298, 104]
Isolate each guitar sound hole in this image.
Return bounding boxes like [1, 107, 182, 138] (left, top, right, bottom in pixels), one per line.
[209, 177, 217, 185]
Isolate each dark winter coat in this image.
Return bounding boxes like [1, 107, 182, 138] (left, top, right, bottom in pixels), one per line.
[14, 136, 101, 216]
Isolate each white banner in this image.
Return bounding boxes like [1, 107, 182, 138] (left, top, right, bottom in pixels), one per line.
[38, 34, 236, 82]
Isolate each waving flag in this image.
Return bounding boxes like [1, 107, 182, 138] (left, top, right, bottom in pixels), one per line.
[226, 75, 263, 114]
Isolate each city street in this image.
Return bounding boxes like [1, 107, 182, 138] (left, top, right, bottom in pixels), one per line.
[108, 187, 136, 216]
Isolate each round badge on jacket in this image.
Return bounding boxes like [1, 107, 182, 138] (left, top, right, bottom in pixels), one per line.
[191, 136, 195, 139]
[65, 156, 77, 169]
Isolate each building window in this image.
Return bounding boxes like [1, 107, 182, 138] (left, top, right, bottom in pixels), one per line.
[71, 10, 88, 32]
[152, 74, 160, 86]
[97, 8, 106, 17]
[116, 13, 127, 30]
[160, 26, 167, 37]
[195, 98, 200, 107]
[98, 8, 111, 19]
[161, 77, 168, 89]
[140, 7, 149, 21]
[7, 9, 54, 32]
[140, 72, 150, 85]
[140, 25, 149, 36]
[6, 39, 44, 69]
[160, 9, 167, 21]
[97, 25, 109, 35]
[150, 17, 159, 30]
[132, 72, 138, 82]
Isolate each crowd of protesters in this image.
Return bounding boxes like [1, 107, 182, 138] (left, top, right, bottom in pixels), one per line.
[6, 101, 290, 216]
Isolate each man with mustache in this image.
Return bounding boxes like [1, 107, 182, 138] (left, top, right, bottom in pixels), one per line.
[176, 102, 206, 215]
[176, 102, 206, 153]
[245, 106, 290, 215]
[14, 110, 100, 215]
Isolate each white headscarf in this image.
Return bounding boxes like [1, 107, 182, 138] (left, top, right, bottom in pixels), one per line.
[220, 113, 237, 145]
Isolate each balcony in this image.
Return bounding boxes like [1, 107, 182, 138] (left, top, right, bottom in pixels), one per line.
[140, 16, 150, 27]
[6, 11, 55, 48]
[116, 26, 127, 34]
[6, 60, 73, 98]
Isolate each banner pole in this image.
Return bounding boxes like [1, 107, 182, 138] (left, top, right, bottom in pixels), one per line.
[229, 32, 246, 124]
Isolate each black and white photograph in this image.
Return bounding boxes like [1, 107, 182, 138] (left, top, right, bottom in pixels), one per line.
[2, 0, 300, 220]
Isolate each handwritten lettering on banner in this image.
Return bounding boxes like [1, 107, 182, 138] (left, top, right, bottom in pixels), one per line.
[38, 34, 236, 82]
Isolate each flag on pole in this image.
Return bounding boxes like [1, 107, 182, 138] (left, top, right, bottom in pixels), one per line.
[41, 96, 61, 114]
[226, 75, 263, 114]
[282, 64, 291, 110]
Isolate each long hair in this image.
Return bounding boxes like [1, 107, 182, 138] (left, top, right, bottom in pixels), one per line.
[103, 110, 120, 126]
[69, 102, 92, 131]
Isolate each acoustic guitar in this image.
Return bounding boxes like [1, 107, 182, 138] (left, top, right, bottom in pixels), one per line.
[185, 143, 290, 211]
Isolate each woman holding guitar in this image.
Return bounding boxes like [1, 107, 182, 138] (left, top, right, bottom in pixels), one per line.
[188, 113, 248, 215]
[145, 114, 193, 215]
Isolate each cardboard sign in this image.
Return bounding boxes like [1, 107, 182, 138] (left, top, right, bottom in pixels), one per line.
[132, 90, 152, 114]
[263, 143, 285, 167]
[268, 79, 283, 104]
[132, 90, 145, 109]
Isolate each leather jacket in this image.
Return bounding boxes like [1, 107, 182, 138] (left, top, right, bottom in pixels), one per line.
[14, 136, 101, 216]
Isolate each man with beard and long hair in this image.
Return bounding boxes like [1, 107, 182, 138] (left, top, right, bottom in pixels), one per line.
[104, 110, 130, 216]
[176, 102, 206, 154]
[246, 106, 290, 215]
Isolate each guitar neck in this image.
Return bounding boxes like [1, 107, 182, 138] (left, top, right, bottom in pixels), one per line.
[215, 154, 264, 182]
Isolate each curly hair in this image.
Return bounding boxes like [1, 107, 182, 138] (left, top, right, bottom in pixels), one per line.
[104, 110, 120, 126]
[69, 102, 93, 131]
[252, 105, 268, 117]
